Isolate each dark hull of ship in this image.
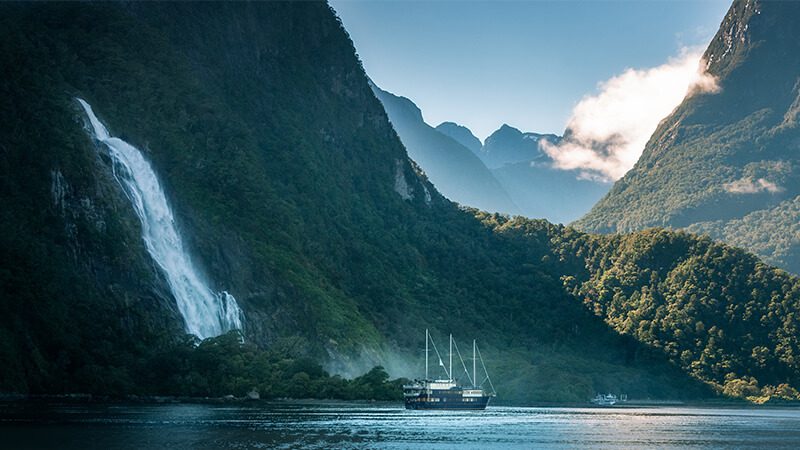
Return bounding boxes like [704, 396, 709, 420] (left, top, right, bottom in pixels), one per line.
[404, 392, 491, 410]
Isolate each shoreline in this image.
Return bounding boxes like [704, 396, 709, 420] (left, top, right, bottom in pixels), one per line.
[2, 394, 800, 409]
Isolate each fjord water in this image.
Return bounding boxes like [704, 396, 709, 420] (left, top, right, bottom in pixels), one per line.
[2, 402, 800, 449]
[77, 99, 243, 339]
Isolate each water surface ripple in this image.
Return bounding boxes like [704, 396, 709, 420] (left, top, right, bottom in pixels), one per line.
[1, 402, 799, 449]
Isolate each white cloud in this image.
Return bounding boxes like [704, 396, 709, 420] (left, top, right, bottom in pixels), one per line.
[542, 49, 719, 181]
[724, 177, 784, 194]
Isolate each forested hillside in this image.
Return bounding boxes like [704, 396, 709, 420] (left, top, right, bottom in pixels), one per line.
[490, 218, 800, 401]
[2, 1, 800, 403]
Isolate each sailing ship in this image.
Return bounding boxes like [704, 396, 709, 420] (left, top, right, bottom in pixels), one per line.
[403, 329, 496, 410]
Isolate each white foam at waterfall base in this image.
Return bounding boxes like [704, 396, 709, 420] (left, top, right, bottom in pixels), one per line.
[76, 98, 243, 339]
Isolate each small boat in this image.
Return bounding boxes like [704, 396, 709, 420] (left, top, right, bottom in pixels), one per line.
[591, 393, 618, 406]
[403, 329, 496, 410]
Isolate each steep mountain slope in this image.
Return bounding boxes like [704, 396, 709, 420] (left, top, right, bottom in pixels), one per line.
[370, 84, 519, 214]
[576, 0, 800, 273]
[3, 1, 800, 403]
[435, 121, 483, 155]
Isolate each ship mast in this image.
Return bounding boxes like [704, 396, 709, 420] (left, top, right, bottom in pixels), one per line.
[449, 333, 453, 382]
[473, 339, 477, 388]
[425, 328, 429, 380]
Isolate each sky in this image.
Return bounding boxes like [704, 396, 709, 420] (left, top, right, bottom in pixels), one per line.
[331, 0, 731, 143]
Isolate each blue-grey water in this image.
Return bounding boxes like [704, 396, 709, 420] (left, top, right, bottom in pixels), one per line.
[2, 402, 800, 449]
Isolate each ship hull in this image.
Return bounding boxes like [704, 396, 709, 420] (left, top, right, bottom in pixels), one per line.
[404, 399, 490, 410]
[404, 390, 491, 410]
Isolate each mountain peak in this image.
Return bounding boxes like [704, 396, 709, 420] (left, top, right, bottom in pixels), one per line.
[482, 124, 554, 169]
[435, 121, 482, 154]
[490, 123, 523, 138]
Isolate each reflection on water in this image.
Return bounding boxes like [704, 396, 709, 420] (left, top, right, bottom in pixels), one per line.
[1, 402, 800, 449]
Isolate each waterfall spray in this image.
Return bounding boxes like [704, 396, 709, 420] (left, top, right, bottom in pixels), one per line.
[77, 98, 243, 339]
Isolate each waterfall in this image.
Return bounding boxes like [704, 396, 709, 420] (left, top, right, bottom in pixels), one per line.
[76, 98, 243, 339]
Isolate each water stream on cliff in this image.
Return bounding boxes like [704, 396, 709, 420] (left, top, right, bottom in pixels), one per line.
[77, 98, 242, 339]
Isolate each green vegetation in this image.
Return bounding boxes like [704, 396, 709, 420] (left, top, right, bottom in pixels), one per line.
[687, 196, 800, 272]
[146, 332, 405, 400]
[2, 1, 800, 405]
[489, 217, 800, 400]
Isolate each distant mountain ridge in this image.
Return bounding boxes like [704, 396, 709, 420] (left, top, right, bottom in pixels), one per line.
[575, 0, 800, 274]
[374, 90, 609, 223]
[463, 123, 611, 224]
[481, 123, 561, 169]
[370, 83, 520, 214]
